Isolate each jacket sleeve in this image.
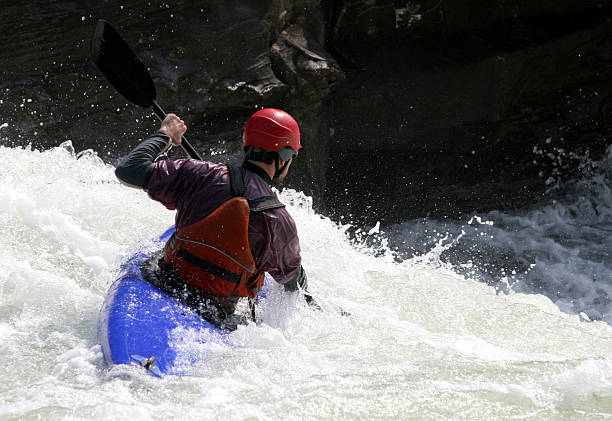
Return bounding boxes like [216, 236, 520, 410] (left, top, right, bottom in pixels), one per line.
[114, 132, 172, 189]
[283, 265, 308, 292]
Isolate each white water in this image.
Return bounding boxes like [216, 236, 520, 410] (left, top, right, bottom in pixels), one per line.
[386, 146, 612, 325]
[1, 142, 611, 420]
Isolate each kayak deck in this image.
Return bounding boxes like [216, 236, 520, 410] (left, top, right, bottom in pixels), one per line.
[98, 227, 229, 377]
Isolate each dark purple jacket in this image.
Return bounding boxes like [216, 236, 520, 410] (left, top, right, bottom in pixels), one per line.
[146, 157, 301, 285]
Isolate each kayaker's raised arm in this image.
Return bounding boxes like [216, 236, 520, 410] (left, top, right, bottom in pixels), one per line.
[115, 114, 186, 189]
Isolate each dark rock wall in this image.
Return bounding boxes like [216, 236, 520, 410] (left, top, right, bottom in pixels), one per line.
[0, 1, 610, 227]
[323, 0, 611, 225]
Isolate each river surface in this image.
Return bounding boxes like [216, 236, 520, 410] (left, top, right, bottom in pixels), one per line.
[0, 141, 611, 420]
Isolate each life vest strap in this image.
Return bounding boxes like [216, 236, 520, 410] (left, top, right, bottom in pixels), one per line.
[177, 248, 242, 284]
[248, 195, 285, 212]
[175, 232, 257, 274]
[228, 164, 246, 197]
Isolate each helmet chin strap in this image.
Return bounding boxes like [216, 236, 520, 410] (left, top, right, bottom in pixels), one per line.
[272, 156, 290, 185]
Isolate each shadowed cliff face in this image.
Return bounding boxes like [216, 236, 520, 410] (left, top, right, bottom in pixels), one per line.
[0, 1, 610, 227]
[320, 0, 611, 226]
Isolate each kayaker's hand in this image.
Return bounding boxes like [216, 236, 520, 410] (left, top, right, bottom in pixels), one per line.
[159, 113, 187, 146]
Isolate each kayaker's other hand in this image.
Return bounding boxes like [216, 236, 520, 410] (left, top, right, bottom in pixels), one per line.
[160, 113, 187, 146]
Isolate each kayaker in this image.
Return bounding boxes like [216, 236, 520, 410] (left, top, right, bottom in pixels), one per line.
[115, 108, 316, 329]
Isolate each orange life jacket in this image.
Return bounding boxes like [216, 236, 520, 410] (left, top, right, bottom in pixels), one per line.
[163, 165, 284, 298]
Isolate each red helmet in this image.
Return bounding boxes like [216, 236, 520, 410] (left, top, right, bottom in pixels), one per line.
[243, 108, 301, 160]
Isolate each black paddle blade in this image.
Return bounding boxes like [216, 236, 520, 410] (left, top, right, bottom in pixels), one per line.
[90, 20, 156, 108]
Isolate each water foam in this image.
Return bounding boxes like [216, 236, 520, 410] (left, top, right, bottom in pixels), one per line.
[0, 143, 611, 420]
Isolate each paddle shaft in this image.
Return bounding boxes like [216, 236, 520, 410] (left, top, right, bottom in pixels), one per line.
[152, 102, 203, 161]
[90, 20, 203, 161]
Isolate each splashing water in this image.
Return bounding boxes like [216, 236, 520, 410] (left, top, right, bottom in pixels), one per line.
[387, 146, 612, 325]
[0, 143, 611, 420]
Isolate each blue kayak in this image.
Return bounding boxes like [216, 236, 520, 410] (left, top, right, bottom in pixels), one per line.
[98, 226, 233, 377]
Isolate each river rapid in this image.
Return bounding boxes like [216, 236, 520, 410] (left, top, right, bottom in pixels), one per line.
[0, 141, 611, 420]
